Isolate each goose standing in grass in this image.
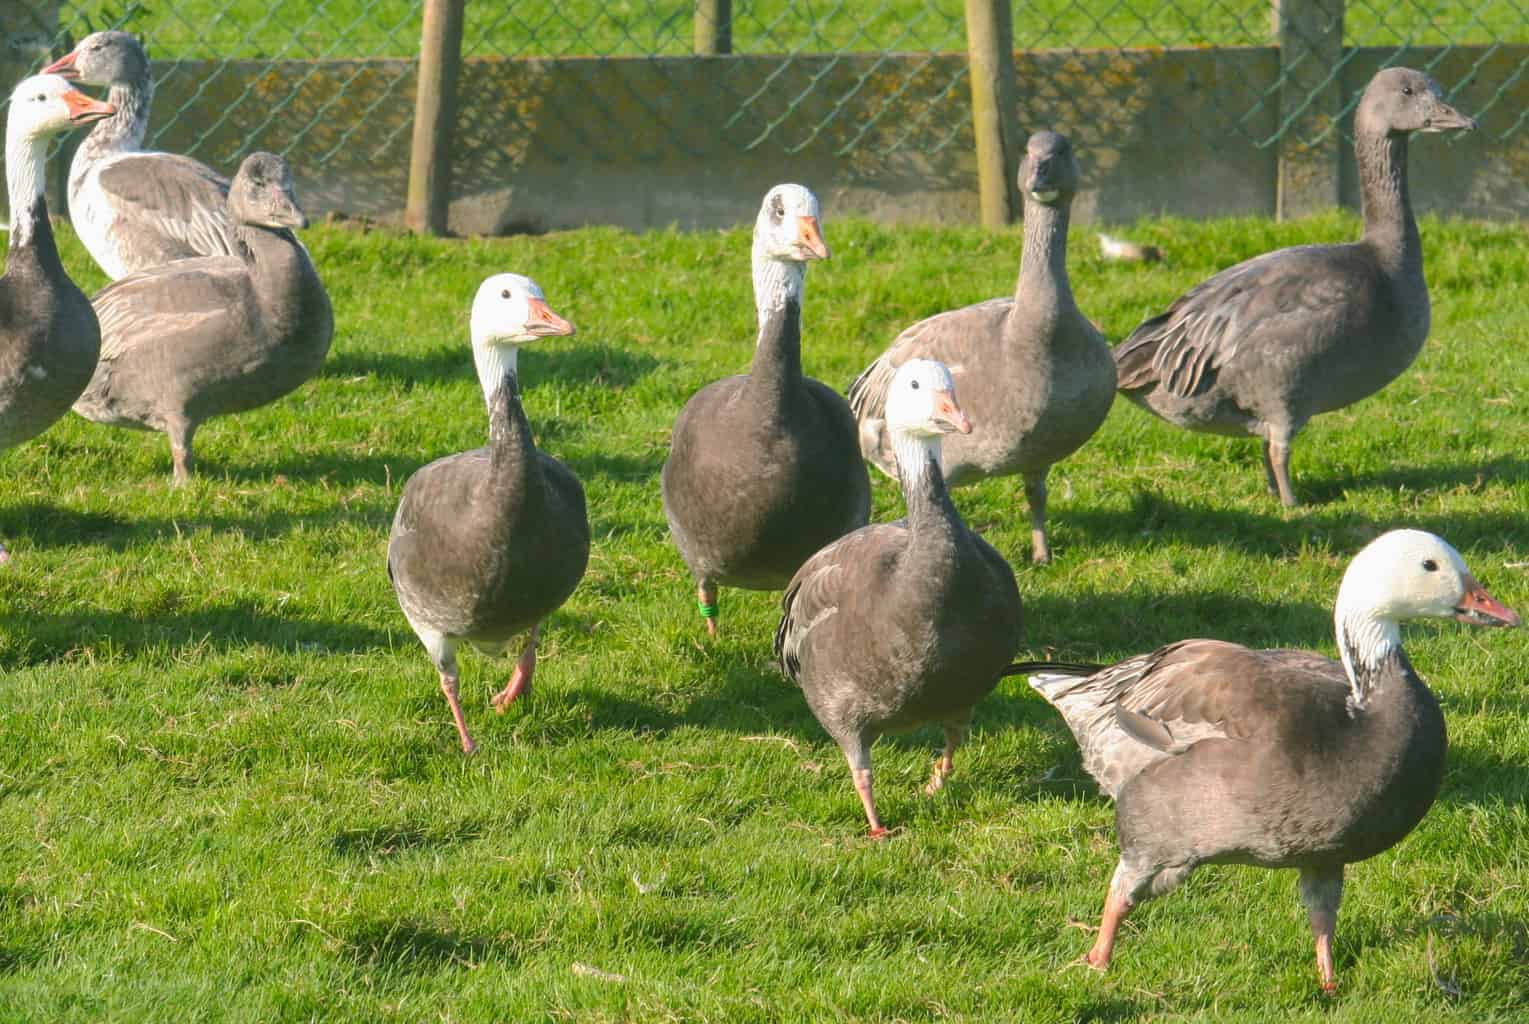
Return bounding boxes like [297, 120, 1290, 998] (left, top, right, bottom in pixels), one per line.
[1113, 68, 1477, 507]
[849, 132, 1114, 564]
[777, 360, 1022, 837]
[1011, 529, 1518, 991]
[387, 274, 586, 755]
[663, 184, 869, 635]
[0, 75, 115, 563]
[72, 152, 332, 484]
[43, 30, 237, 279]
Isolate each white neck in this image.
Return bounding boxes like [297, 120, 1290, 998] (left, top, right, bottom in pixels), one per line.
[4, 126, 45, 249]
[891, 429, 941, 483]
[472, 340, 519, 408]
[751, 245, 805, 329]
[1334, 598, 1402, 710]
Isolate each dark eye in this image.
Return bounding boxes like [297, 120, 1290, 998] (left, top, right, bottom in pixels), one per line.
[1402, 85, 1415, 96]
[910, 380, 920, 390]
[501, 289, 511, 299]
[1422, 559, 1438, 572]
[770, 195, 785, 221]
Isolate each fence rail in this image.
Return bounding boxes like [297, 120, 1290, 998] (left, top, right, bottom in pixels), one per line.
[2, 1, 1526, 231]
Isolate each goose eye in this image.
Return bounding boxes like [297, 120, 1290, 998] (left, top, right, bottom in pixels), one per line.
[1422, 559, 1438, 572]
[1402, 85, 1415, 96]
[910, 380, 920, 390]
[500, 289, 511, 299]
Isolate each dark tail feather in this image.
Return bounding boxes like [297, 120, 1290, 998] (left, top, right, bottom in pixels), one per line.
[999, 660, 1104, 679]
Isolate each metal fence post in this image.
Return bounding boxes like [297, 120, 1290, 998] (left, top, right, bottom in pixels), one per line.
[695, 0, 733, 56]
[405, 0, 466, 235]
[1274, 0, 1344, 219]
[964, 0, 1019, 228]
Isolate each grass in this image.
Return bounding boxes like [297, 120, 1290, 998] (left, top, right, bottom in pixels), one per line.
[2, 207, 1529, 1021]
[42, 0, 1526, 61]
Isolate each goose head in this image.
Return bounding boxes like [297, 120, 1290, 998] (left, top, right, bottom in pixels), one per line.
[754, 184, 829, 264]
[1357, 68, 1477, 137]
[6, 74, 115, 144]
[43, 30, 149, 87]
[229, 152, 308, 230]
[1019, 130, 1079, 208]
[468, 273, 574, 404]
[886, 359, 971, 440]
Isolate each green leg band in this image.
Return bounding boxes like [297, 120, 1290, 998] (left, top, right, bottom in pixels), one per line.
[697, 600, 719, 618]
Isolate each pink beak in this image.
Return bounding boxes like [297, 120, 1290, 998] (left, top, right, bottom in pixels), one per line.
[933, 389, 972, 434]
[61, 88, 115, 125]
[795, 215, 830, 260]
[42, 50, 80, 79]
[525, 298, 575, 338]
[1455, 577, 1520, 627]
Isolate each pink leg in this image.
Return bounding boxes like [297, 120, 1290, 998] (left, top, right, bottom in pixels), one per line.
[698, 579, 719, 637]
[1299, 866, 1344, 994]
[439, 671, 476, 754]
[491, 624, 539, 713]
[852, 767, 889, 838]
[1084, 883, 1133, 970]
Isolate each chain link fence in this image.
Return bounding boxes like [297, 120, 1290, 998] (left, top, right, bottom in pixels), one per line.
[2, 1, 1525, 226]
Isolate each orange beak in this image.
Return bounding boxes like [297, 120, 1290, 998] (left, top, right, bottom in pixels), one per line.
[795, 215, 830, 260]
[42, 50, 80, 79]
[525, 298, 575, 338]
[61, 88, 115, 126]
[933, 389, 972, 434]
[1454, 576, 1520, 627]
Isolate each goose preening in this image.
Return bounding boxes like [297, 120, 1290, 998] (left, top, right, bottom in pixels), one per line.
[777, 359, 1023, 837]
[387, 274, 587, 755]
[0, 75, 115, 563]
[662, 184, 870, 635]
[1011, 529, 1518, 990]
[1113, 68, 1477, 507]
[43, 30, 237, 279]
[850, 132, 1115, 563]
[72, 151, 333, 484]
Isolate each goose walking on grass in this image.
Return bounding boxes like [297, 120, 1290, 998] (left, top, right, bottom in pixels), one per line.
[44, 30, 237, 279]
[1012, 529, 1518, 991]
[0, 75, 115, 564]
[387, 274, 587, 755]
[777, 359, 1022, 837]
[850, 132, 1115, 564]
[1113, 68, 1477, 507]
[663, 184, 870, 636]
[72, 152, 332, 484]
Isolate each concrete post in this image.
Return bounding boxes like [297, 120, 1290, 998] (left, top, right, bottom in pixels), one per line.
[1274, 0, 1344, 219]
[405, 0, 466, 235]
[964, 0, 1019, 228]
[695, 0, 733, 56]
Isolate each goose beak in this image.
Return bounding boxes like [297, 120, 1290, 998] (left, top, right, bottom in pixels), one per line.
[1455, 577, 1519, 627]
[42, 51, 80, 79]
[794, 215, 830, 261]
[525, 298, 575, 338]
[1422, 98, 1478, 133]
[62, 88, 115, 126]
[932, 389, 972, 434]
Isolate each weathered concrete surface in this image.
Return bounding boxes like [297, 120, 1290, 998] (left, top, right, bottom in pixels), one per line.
[7, 45, 1526, 233]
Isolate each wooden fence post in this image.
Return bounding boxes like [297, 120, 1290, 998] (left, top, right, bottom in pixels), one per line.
[405, 0, 466, 235]
[1274, 0, 1344, 219]
[964, 0, 1019, 228]
[695, 0, 732, 56]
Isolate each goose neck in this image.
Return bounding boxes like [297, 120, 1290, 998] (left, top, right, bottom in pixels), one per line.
[893, 431, 958, 528]
[1015, 200, 1073, 312]
[1335, 603, 1404, 711]
[1356, 131, 1419, 271]
[472, 340, 520, 414]
[4, 128, 46, 251]
[87, 79, 153, 154]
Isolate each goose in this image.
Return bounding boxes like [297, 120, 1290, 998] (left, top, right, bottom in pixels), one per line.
[1113, 68, 1477, 507]
[43, 30, 237, 279]
[849, 132, 1115, 563]
[662, 184, 870, 635]
[1011, 529, 1518, 991]
[776, 359, 1023, 837]
[387, 274, 586, 754]
[0, 75, 115, 563]
[72, 151, 333, 484]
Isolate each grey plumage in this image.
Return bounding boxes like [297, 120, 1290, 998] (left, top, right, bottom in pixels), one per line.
[72, 151, 332, 483]
[850, 131, 1115, 563]
[662, 184, 870, 634]
[777, 359, 1022, 836]
[1017, 529, 1519, 991]
[1113, 68, 1477, 506]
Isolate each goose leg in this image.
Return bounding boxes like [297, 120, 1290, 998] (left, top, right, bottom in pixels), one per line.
[1083, 857, 1190, 970]
[697, 579, 719, 636]
[168, 417, 198, 486]
[0, 540, 8, 566]
[491, 623, 539, 712]
[842, 739, 887, 838]
[1261, 429, 1299, 508]
[1299, 866, 1344, 994]
[419, 629, 475, 753]
[1022, 471, 1051, 564]
[438, 671, 476, 754]
[923, 718, 970, 796]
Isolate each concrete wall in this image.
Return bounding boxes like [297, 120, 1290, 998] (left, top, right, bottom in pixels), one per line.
[8, 44, 1527, 232]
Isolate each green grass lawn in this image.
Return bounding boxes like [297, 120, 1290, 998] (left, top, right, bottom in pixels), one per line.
[2, 208, 1528, 1021]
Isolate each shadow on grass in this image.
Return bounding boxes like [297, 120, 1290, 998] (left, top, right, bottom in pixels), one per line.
[345, 919, 520, 973]
[326, 346, 464, 389]
[1441, 740, 1529, 807]
[325, 343, 659, 393]
[1301, 455, 1529, 506]
[330, 820, 486, 860]
[205, 449, 431, 490]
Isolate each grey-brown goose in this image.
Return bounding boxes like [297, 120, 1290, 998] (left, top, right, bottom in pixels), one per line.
[72, 152, 332, 483]
[44, 30, 237, 280]
[850, 132, 1115, 563]
[1012, 529, 1518, 991]
[1113, 68, 1477, 507]
[0, 75, 115, 563]
[662, 184, 870, 635]
[387, 274, 587, 755]
[777, 359, 1023, 837]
